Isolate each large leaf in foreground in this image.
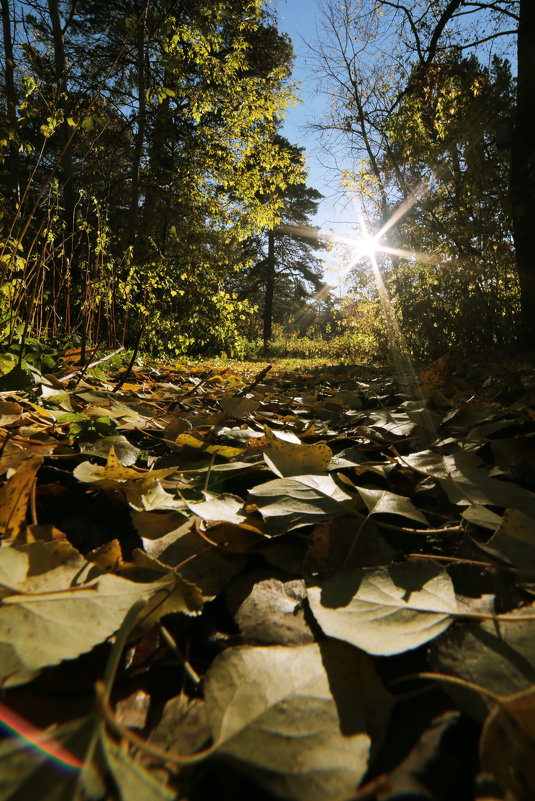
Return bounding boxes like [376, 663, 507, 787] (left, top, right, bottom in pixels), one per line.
[307, 562, 458, 656]
[0, 544, 200, 686]
[0, 714, 92, 801]
[101, 727, 176, 801]
[480, 688, 535, 801]
[473, 508, 535, 574]
[204, 641, 392, 801]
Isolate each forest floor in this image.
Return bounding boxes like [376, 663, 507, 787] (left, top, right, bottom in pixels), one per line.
[1, 348, 535, 801]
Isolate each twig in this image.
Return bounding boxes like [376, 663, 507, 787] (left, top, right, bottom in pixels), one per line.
[171, 367, 229, 407]
[205, 363, 273, 443]
[376, 520, 463, 535]
[69, 339, 103, 388]
[235, 363, 272, 397]
[407, 551, 535, 576]
[159, 625, 200, 686]
[389, 671, 501, 704]
[59, 345, 124, 383]
[78, 599, 148, 793]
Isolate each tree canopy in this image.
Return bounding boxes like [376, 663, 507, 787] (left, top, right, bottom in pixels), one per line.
[312, 0, 529, 354]
[0, 0, 326, 356]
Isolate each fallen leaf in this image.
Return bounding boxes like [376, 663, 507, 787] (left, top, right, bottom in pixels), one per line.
[249, 474, 357, 533]
[175, 432, 244, 459]
[307, 562, 458, 656]
[204, 641, 392, 801]
[0, 400, 23, 426]
[356, 486, 428, 526]
[0, 456, 42, 539]
[187, 492, 247, 524]
[101, 726, 176, 801]
[0, 543, 200, 686]
[0, 713, 92, 800]
[420, 353, 451, 391]
[232, 578, 314, 645]
[480, 688, 535, 801]
[473, 508, 535, 573]
[262, 424, 332, 477]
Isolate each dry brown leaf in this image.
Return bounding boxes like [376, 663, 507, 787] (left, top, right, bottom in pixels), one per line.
[0, 456, 42, 539]
[420, 353, 451, 391]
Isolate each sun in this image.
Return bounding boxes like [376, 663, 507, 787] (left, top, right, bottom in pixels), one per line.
[355, 232, 380, 261]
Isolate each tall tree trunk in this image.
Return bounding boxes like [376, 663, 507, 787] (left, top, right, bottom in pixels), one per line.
[510, 0, 535, 343]
[47, 0, 75, 259]
[143, 92, 169, 249]
[1, 0, 20, 205]
[128, 11, 146, 249]
[263, 228, 275, 348]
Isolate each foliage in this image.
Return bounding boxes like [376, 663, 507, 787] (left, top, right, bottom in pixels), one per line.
[0, 0, 319, 355]
[312, 0, 523, 356]
[230, 136, 328, 344]
[382, 54, 519, 355]
[1, 350, 535, 800]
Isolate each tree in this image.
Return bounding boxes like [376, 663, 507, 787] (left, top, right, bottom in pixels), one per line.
[0, 0, 303, 354]
[233, 137, 327, 347]
[313, 0, 531, 346]
[381, 53, 518, 353]
[0, 0, 20, 206]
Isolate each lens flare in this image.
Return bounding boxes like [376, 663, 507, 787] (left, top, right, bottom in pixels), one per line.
[0, 700, 83, 771]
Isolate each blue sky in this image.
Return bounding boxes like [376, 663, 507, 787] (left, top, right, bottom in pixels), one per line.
[274, 0, 358, 285]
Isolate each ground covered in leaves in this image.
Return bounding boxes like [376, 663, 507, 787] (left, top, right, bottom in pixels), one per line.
[1, 348, 535, 801]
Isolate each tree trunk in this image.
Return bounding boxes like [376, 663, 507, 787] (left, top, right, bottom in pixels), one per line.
[263, 228, 275, 347]
[1, 0, 20, 205]
[47, 0, 75, 257]
[510, 0, 535, 343]
[128, 12, 146, 249]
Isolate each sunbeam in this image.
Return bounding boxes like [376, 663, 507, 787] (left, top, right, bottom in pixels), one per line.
[278, 185, 438, 430]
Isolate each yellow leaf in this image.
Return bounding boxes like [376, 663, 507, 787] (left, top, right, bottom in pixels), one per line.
[262, 425, 332, 477]
[175, 433, 244, 459]
[0, 457, 42, 539]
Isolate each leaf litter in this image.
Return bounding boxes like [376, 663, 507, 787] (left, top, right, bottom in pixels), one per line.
[0, 352, 535, 799]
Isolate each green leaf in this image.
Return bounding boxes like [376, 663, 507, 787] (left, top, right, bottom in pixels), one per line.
[307, 562, 458, 656]
[203, 641, 392, 801]
[0, 365, 33, 392]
